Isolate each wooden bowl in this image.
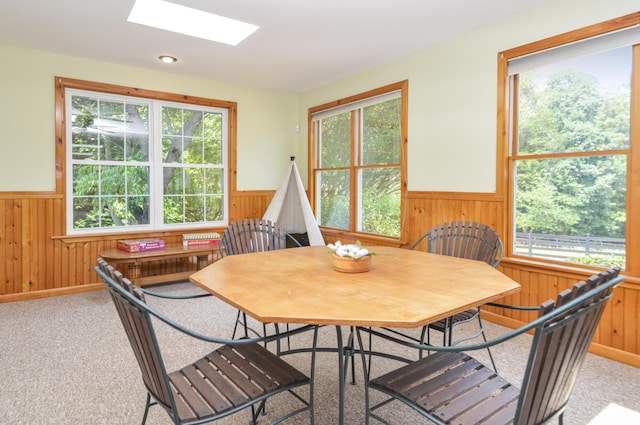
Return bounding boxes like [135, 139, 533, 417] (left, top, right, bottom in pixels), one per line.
[332, 254, 372, 273]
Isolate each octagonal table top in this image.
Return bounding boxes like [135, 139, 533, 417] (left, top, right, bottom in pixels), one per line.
[189, 245, 520, 328]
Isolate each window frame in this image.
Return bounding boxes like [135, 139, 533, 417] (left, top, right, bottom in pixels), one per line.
[55, 77, 237, 236]
[497, 13, 640, 274]
[308, 80, 408, 242]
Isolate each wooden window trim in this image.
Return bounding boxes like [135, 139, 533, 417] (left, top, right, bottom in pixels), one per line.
[496, 13, 640, 275]
[54, 76, 237, 235]
[307, 80, 408, 240]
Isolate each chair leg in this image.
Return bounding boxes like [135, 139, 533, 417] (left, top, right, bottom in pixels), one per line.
[425, 326, 436, 358]
[442, 316, 452, 346]
[350, 344, 357, 385]
[141, 393, 153, 425]
[231, 310, 243, 339]
[263, 323, 268, 348]
[250, 400, 270, 424]
[477, 313, 498, 372]
[275, 323, 293, 352]
[419, 325, 428, 359]
[242, 312, 250, 338]
[357, 330, 393, 425]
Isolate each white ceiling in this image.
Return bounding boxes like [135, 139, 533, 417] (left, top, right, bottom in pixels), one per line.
[0, 0, 550, 93]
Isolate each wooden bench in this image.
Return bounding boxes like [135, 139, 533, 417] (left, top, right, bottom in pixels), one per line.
[99, 244, 220, 285]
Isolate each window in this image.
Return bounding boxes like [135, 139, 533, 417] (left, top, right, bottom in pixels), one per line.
[309, 81, 407, 238]
[500, 16, 640, 270]
[58, 79, 235, 234]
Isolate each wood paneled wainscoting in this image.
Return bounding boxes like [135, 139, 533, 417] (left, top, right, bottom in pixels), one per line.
[0, 190, 276, 302]
[486, 261, 640, 368]
[403, 191, 640, 368]
[1, 190, 639, 367]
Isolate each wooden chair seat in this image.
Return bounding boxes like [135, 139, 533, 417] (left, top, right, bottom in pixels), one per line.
[370, 351, 518, 424]
[169, 343, 309, 422]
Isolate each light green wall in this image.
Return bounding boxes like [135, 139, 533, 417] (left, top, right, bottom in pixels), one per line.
[0, 45, 299, 191]
[1, 0, 636, 192]
[298, 0, 638, 192]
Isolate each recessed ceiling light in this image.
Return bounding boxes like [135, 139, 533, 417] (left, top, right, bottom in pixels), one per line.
[158, 55, 177, 63]
[128, 0, 259, 46]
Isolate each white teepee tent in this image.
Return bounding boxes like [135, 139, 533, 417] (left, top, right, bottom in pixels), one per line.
[262, 158, 325, 246]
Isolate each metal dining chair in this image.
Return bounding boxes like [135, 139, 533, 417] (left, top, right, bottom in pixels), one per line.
[221, 219, 288, 257]
[96, 259, 318, 425]
[220, 218, 303, 341]
[410, 220, 503, 370]
[357, 267, 622, 425]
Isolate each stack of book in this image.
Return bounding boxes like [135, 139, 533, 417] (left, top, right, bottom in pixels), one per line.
[117, 238, 166, 253]
[182, 232, 221, 247]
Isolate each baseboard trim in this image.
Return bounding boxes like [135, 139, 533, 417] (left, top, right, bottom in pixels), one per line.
[0, 283, 103, 303]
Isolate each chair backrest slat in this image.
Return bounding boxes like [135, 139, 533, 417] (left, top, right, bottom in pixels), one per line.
[515, 268, 620, 425]
[425, 221, 501, 266]
[221, 219, 287, 256]
[97, 261, 175, 412]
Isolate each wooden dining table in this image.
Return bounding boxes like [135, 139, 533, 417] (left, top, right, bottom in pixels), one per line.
[189, 245, 520, 424]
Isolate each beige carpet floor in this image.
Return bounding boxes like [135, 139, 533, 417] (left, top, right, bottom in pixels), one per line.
[1, 281, 639, 425]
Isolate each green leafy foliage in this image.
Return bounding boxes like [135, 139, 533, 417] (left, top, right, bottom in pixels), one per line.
[568, 254, 625, 269]
[318, 97, 402, 237]
[516, 62, 629, 267]
[516, 69, 628, 239]
[70, 95, 224, 230]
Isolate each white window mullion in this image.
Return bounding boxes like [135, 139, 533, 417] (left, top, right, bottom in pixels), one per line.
[151, 102, 163, 227]
[65, 85, 230, 234]
[221, 109, 229, 221]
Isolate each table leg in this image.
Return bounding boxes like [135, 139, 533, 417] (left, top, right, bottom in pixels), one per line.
[336, 326, 345, 425]
[346, 326, 357, 385]
[335, 325, 361, 425]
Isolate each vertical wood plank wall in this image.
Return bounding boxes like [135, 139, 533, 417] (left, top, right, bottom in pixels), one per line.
[1, 190, 638, 366]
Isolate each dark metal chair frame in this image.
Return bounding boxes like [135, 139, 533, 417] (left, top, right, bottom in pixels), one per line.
[96, 260, 318, 425]
[219, 218, 302, 340]
[410, 221, 503, 268]
[220, 218, 302, 258]
[356, 267, 622, 425]
[409, 221, 504, 370]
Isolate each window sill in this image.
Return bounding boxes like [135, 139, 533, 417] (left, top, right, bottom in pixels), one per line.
[320, 227, 406, 248]
[500, 255, 640, 287]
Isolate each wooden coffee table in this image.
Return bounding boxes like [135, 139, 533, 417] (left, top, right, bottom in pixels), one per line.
[100, 244, 220, 285]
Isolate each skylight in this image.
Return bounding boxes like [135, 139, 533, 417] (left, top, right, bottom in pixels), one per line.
[127, 0, 259, 46]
